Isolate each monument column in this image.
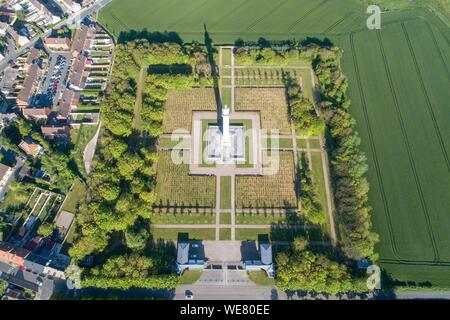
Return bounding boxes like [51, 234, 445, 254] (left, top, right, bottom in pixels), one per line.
[222, 105, 232, 162]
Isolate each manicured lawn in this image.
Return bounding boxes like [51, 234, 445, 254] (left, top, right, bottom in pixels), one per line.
[219, 228, 231, 240]
[180, 270, 203, 284]
[70, 124, 99, 177]
[220, 176, 231, 209]
[62, 179, 86, 213]
[220, 211, 231, 224]
[309, 139, 321, 149]
[221, 48, 232, 66]
[148, 212, 215, 224]
[150, 228, 216, 240]
[297, 139, 307, 149]
[235, 228, 270, 241]
[236, 212, 295, 225]
[248, 270, 275, 286]
[310, 153, 328, 227]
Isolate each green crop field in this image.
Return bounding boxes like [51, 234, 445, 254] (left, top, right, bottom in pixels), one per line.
[100, 0, 450, 287]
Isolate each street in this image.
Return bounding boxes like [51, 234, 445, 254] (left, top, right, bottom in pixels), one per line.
[175, 285, 283, 300]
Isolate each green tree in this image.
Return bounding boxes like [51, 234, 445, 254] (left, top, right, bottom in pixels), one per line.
[124, 226, 149, 251]
[37, 223, 54, 237]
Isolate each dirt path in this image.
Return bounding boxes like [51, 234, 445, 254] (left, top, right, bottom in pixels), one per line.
[319, 135, 337, 246]
[132, 67, 146, 130]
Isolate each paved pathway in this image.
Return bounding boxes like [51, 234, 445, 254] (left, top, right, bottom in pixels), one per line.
[83, 123, 101, 175]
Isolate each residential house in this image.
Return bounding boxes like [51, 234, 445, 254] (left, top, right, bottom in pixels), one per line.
[18, 137, 44, 158]
[16, 64, 41, 107]
[0, 242, 30, 266]
[6, 26, 28, 47]
[44, 37, 71, 52]
[41, 125, 70, 140]
[22, 107, 51, 121]
[24, 47, 41, 71]
[58, 89, 79, 117]
[69, 55, 90, 90]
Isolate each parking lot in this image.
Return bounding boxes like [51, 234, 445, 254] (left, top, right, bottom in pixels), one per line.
[34, 52, 71, 108]
[196, 264, 253, 286]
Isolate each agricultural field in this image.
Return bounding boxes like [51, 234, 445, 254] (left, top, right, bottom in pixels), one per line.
[162, 88, 217, 133]
[236, 151, 297, 209]
[341, 18, 450, 285]
[235, 88, 291, 134]
[154, 151, 216, 209]
[99, 0, 450, 286]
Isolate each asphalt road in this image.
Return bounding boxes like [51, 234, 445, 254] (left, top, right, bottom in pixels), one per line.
[175, 285, 283, 300]
[0, 0, 112, 71]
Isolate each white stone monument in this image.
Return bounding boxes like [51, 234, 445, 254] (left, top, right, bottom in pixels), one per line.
[221, 105, 232, 162]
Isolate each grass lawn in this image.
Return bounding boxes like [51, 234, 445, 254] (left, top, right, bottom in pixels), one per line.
[309, 139, 321, 149]
[309, 153, 328, 227]
[278, 138, 293, 149]
[248, 270, 275, 286]
[219, 228, 231, 241]
[297, 139, 307, 149]
[60, 221, 77, 255]
[62, 179, 86, 213]
[221, 48, 232, 65]
[236, 212, 297, 225]
[220, 211, 231, 224]
[235, 228, 270, 241]
[148, 212, 215, 224]
[75, 104, 100, 113]
[150, 228, 216, 240]
[179, 270, 202, 285]
[220, 176, 231, 209]
[70, 124, 99, 177]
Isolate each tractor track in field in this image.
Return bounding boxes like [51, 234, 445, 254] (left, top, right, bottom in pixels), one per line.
[349, 33, 401, 262]
[246, 0, 290, 31]
[287, 0, 329, 32]
[379, 258, 450, 267]
[376, 30, 440, 263]
[324, 11, 354, 33]
[424, 22, 450, 83]
[165, 0, 210, 30]
[402, 22, 450, 174]
[110, 13, 130, 31]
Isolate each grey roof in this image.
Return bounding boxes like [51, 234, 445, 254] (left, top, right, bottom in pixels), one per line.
[259, 242, 273, 265]
[177, 242, 190, 265]
[0, 261, 55, 299]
